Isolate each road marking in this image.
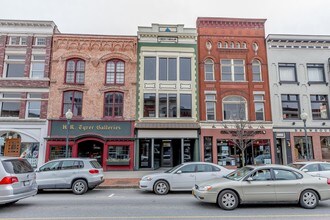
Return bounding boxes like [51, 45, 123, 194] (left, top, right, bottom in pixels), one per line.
[108, 193, 114, 198]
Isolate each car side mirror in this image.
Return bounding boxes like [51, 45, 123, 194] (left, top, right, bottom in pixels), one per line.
[176, 170, 182, 174]
[246, 177, 253, 181]
[302, 169, 309, 172]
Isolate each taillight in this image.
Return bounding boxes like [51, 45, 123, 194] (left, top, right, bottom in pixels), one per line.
[327, 179, 330, 185]
[0, 176, 19, 185]
[89, 169, 99, 174]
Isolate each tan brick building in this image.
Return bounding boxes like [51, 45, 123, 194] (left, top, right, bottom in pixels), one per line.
[47, 34, 137, 170]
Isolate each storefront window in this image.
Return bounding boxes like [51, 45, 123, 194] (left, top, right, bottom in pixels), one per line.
[204, 137, 213, 162]
[49, 145, 72, 160]
[320, 136, 330, 160]
[139, 139, 152, 168]
[294, 137, 314, 160]
[20, 143, 39, 168]
[250, 140, 271, 165]
[217, 140, 237, 166]
[107, 146, 130, 165]
[183, 139, 195, 162]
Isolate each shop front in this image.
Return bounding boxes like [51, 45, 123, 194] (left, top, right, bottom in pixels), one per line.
[46, 120, 135, 171]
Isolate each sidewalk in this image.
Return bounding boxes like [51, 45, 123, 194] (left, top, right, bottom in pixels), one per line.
[99, 168, 168, 188]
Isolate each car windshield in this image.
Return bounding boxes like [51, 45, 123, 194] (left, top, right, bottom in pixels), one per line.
[225, 167, 253, 181]
[288, 163, 305, 170]
[165, 164, 183, 173]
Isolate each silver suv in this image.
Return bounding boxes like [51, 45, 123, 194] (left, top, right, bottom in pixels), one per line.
[36, 158, 104, 195]
[0, 156, 38, 205]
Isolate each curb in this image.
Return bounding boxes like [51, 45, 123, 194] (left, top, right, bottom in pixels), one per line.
[97, 185, 139, 189]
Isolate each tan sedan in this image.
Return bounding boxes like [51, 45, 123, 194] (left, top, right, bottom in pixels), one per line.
[192, 164, 330, 210]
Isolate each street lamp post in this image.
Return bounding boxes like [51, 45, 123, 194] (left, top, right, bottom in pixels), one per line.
[300, 112, 309, 160]
[65, 109, 73, 158]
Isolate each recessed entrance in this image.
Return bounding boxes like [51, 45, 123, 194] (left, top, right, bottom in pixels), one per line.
[78, 140, 104, 165]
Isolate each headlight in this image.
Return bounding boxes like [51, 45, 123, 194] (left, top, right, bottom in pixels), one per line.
[198, 185, 213, 191]
[142, 176, 153, 181]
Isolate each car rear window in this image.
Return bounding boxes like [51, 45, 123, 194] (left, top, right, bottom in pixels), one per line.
[2, 159, 34, 174]
[90, 160, 102, 168]
[289, 163, 305, 170]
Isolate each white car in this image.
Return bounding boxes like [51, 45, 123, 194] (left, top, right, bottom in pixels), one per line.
[289, 161, 330, 178]
[139, 162, 233, 195]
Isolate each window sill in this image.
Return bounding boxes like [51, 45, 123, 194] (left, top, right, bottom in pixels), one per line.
[102, 116, 124, 120]
[220, 80, 248, 83]
[279, 81, 299, 85]
[64, 83, 85, 86]
[308, 82, 328, 86]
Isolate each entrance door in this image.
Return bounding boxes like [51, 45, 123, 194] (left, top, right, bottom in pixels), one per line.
[161, 141, 172, 167]
[78, 140, 103, 165]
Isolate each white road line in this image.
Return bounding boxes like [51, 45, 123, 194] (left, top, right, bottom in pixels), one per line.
[108, 193, 115, 198]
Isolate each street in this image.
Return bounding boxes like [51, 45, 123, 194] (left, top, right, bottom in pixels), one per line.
[1, 189, 330, 220]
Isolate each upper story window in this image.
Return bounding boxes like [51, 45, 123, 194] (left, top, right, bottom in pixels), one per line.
[236, 43, 241, 48]
[106, 60, 125, 84]
[206, 94, 216, 121]
[281, 94, 300, 120]
[34, 37, 46, 46]
[223, 96, 247, 120]
[143, 93, 156, 117]
[104, 92, 123, 117]
[180, 58, 191, 81]
[159, 58, 177, 81]
[144, 57, 156, 80]
[159, 93, 177, 118]
[26, 93, 42, 118]
[65, 59, 85, 84]
[221, 59, 245, 81]
[230, 42, 235, 48]
[180, 94, 192, 117]
[307, 64, 325, 83]
[5, 55, 26, 78]
[252, 60, 262, 81]
[310, 95, 328, 120]
[217, 42, 222, 48]
[30, 55, 45, 79]
[242, 42, 247, 49]
[0, 93, 21, 118]
[254, 94, 265, 121]
[63, 91, 83, 117]
[9, 36, 27, 46]
[224, 42, 228, 48]
[204, 59, 214, 81]
[279, 63, 297, 83]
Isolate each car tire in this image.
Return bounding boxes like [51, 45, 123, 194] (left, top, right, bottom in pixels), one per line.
[217, 190, 239, 210]
[299, 189, 319, 209]
[72, 179, 88, 195]
[153, 180, 170, 195]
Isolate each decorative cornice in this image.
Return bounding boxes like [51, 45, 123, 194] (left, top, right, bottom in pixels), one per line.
[197, 17, 266, 29]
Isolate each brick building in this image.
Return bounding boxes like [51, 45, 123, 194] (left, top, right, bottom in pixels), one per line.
[0, 19, 58, 168]
[47, 34, 137, 170]
[197, 17, 273, 167]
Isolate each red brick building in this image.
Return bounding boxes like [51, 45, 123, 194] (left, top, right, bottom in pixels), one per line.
[197, 17, 273, 167]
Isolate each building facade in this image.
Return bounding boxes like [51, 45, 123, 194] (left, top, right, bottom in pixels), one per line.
[267, 34, 330, 164]
[47, 34, 137, 170]
[197, 17, 273, 168]
[0, 20, 58, 168]
[135, 24, 199, 170]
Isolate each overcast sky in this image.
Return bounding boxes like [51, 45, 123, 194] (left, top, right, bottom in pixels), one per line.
[1, 0, 329, 36]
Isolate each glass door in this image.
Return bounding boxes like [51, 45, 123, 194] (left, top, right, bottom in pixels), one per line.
[161, 140, 172, 167]
[139, 139, 152, 168]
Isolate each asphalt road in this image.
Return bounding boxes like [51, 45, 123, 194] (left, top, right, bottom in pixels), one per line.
[1, 189, 330, 220]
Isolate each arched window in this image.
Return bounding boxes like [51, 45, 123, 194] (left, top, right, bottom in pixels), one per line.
[236, 42, 241, 48]
[204, 59, 214, 81]
[224, 42, 228, 48]
[230, 42, 235, 48]
[242, 42, 247, 49]
[223, 96, 247, 120]
[252, 60, 262, 81]
[63, 90, 83, 116]
[217, 42, 222, 48]
[65, 59, 85, 84]
[106, 59, 125, 84]
[104, 92, 123, 117]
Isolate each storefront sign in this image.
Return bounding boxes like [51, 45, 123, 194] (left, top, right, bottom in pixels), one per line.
[50, 121, 132, 137]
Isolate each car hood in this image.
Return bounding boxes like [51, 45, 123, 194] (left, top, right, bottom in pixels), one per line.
[197, 177, 235, 187]
[141, 172, 172, 180]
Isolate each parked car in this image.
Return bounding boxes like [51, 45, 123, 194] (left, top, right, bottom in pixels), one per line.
[192, 164, 330, 210]
[36, 158, 104, 195]
[289, 161, 330, 178]
[254, 154, 271, 164]
[139, 162, 233, 195]
[0, 156, 37, 205]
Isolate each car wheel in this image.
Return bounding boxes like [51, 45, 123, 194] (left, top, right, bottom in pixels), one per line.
[300, 189, 319, 209]
[153, 180, 169, 195]
[218, 190, 239, 210]
[72, 179, 88, 195]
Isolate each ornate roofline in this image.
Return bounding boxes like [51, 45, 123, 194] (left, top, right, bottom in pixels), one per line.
[197, 17, 266, 29]
[0, 19, 59, 32]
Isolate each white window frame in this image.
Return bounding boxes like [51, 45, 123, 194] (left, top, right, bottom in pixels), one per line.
[204, 59, 215, 81]
[252, 60, 262, 81]
[221, 59, 246, 82]
[222, 96, 247, 121]
[8, 36, 27, 46]
[206, 94, 216, 121]
[30, 55, 46, 79]
[34, 37, 47, 46]
[26, 93, 42, 119]
[0, 93, 21, 118]
[254, 94, 265, 121]
[3, 54, 26, 78]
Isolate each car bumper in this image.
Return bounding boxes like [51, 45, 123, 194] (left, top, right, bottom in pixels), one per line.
[0, 186, 37, 205]
[139, 180, 154, 191]
[88, 177, 105, 188]
[192, 188, 218, 203]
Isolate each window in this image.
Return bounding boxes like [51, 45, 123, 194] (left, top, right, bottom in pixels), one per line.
[63, 91, 83, 116]
[39, 161, 61, 171]
[180, 58, 191, 81]
[204, 137, 213, 163]
[254, 94, 264, 121]
[159, 94, 177, 118]
[250, 169, 272, 181]
[230, 42, 235, 48]
[279, 63, 296, 82]
[9, 36, 27, 46]
[223, 96, 247, 120]
[159, 58, 176, 80]
[35, 37, 46, 46]
[206, 94, 216, 120]
[320, 163, 330, 171]
[281, 94, 300, 120]
[106, 60, 125, 84]
[273, 169, 299, 180]
[221, 59, 245, 81]
[144, 57, 156, 80]
[217, 42, 222, 48]
[178, 164, 196, 173]
[242, 42, 247, 49]
[204, 59, 214, 81]
[61, 160, 83, 170]
[307, 64, 325, 82]
[49, 146, 72, 160]
[320, 137, 330, 160]
[310, 95, 328, 119]
[252, 60, 262, 81]
[26, 93, 41, 118]
[304, 164, 319, 172]
[104, 92, 123, 117]
[143, 93, 156, 117]
[236, 42, 241, 48]
[294, 136, 314, 160]
[0, 93, 21, 117]
[65, 59, 85, 84]
[196, 164, 216, 172]
[30, 55, 45, 78]
[108, 146, 130, 163]
[5, 55, 26, 78]
[180, 94, 192, 117]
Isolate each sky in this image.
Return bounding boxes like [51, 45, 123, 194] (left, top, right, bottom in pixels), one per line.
[0, 0, 330, 36]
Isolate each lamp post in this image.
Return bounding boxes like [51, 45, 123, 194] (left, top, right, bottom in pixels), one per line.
[65, 109, 73, 158]
[300, 112, 309, 160]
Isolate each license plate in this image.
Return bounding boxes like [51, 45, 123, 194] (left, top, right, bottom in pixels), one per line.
[23, 181, 30, 186]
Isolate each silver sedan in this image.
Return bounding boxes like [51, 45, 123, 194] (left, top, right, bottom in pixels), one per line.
[139, 162, 233, 195]
[192, 164, 330, 210]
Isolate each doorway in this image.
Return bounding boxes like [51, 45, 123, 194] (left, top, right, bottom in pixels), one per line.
[161, 140, 172, 167]
[78, 140, 104, 165]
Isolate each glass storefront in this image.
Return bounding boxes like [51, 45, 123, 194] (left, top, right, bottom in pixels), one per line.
[204, 137, 212, 162]
[107, 146, 130, 165]
[320, 136, 330, 160]
[49, 145, 72, 160]
[294, 136, 314, 160]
